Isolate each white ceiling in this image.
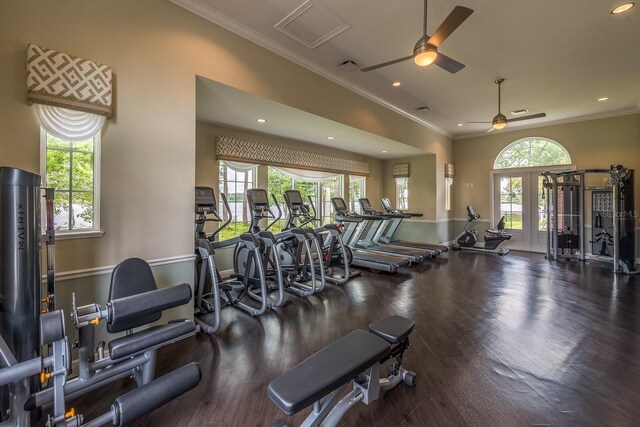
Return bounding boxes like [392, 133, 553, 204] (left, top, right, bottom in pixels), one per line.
[180, 0, 640, 139]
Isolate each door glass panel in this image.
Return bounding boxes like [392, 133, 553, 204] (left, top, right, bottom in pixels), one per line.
[499, 176, 523, 229]
[537, 176, 547, 231]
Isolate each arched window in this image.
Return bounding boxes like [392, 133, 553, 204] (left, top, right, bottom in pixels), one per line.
[494, 137, 571, 169]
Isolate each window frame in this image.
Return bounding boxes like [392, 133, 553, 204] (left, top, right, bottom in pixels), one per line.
[40, 128, 102, 239]
[349, 175, 367, 214]
[218, 161, 257, 239]
[395, 177, 409, 211]
[494, 137, 571, 170]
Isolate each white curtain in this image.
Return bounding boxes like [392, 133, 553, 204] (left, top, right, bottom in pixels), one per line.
[272, 166, 340, 182]
[35, 104, 105, 141]
[445, 177, 454, 211]
[222, 160, 258, 172]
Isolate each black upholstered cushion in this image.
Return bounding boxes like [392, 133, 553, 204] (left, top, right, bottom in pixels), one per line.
[109, 321, 196, 360]
[368, 316, 415, 344]
[108, 258, 161, 333]
[268, 330, 390, 416]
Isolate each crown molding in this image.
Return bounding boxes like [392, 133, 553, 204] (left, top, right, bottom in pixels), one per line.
[454, 108, 640, 141]
[170, 0, 452, 139]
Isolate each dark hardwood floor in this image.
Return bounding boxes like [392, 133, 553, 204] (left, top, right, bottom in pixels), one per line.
[70, 251, 640, 426]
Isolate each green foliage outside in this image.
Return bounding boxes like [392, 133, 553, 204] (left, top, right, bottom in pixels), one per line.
[45, 134, 94, 230]
[495, 138, 570, 169]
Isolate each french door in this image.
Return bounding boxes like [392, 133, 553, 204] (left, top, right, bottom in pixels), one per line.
[492, 170, 550, 252]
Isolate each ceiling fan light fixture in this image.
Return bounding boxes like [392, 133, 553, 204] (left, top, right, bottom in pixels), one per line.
[492, 113, 508, 130]
[413, 38, 438, 66]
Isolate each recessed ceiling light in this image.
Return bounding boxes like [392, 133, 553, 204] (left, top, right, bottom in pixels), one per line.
[598, 97, 609, 102]
[612, 2, 635, 14]
[382, 150, 388, 153]
[327, 136, 334, 140]
[256, 118, 267, 123]
[457, 123, 464, 127]
[392, 81, 401, 87]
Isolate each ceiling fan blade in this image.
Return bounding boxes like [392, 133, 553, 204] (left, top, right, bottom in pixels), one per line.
[507, 112, 547, 123]
[486, 127, 495, 133]
[360, 55, 413, 72]
[467, 121, 492, 124]
[433, 52, 465, 73]
[428, 6, 474, 48]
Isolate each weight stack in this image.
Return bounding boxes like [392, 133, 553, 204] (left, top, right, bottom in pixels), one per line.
[0, 167, 42, 417]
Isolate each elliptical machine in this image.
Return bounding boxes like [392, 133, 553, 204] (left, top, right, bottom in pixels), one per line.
[234, 188, 325, 297]
[452, 206, 511, 256]
[281, 190, 358, 285]
[194, 186, 272, 336]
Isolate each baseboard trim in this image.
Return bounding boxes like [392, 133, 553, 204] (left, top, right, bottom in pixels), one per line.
[42, 254, 195, 283]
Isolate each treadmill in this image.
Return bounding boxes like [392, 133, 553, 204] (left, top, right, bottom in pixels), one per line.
[331, 198, 409, 273]
[341, 199, 428, 263]
[358, 198, 440, 258]
[379, 197, 449, 253]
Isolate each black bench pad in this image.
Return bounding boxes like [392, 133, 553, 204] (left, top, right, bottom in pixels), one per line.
[368, 316, 415, 344]
[109, 321, 196, 360]
[268, 330, 390, 416]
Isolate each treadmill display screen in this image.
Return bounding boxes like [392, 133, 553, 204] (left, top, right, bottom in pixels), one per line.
[333, 198, 347, 209]
[360, 198, 372, 209]
[381, 197, 392, 211]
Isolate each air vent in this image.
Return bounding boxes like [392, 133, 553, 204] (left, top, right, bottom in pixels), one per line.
[338, 60, 358, 72]
[275, 0, 351, 49]
[510, 108, 529, 116]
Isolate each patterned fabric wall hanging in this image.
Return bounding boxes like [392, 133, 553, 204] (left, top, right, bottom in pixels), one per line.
[216, 136, 370, 176]
[393, 163, 410, 178]
[27, 44, 113, 118]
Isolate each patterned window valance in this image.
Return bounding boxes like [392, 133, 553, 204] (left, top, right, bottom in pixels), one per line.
[216, 136, 370, 176]
[393, 163, 410, 178]
[27, 44, 113, 118]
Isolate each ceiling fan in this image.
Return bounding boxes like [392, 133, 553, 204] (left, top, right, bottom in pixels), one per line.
[468, 79, 547, 132]
[360, 0, 473, 73]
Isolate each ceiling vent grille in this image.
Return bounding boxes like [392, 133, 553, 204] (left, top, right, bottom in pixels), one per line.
[275, 0, 351, 49]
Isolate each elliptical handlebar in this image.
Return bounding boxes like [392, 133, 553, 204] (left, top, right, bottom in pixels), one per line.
[266, 194, 283, 231]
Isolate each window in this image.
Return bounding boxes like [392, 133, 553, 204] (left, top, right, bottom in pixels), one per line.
[349, 175, 366, 214]
[499, 177, 523, 229]
[267, 167, 343, 227]
[395, 177, 409, 210]
[494, 137, 571, 169]
[218, 161, 256, 239]
[320, 176, 342, 224]
[41, 130, 100, 232]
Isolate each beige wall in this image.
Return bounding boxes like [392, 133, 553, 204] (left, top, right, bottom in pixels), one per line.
[452, 113, 640, 221]
[195, 121, 384, 204]
[1, 0, 450, 274]
[383, 155, 437, 218]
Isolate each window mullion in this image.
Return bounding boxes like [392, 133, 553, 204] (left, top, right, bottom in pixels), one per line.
[68, 148, 74, 230]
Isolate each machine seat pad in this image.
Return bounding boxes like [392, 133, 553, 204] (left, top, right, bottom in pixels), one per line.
[368, 316, 415, 344]
[109, 321, 196, 360]
[268, 330, 390, 416]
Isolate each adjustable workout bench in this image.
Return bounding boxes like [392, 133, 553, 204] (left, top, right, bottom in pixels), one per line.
[268, 316, 416, 427]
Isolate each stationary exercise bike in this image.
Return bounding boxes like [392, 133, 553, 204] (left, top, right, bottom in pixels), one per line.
[453, 206, 511, 256]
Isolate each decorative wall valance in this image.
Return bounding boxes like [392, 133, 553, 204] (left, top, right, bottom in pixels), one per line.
[216, 136, 370, 176]
[27, 44, 113, 118]
[393, 163, 410, 178]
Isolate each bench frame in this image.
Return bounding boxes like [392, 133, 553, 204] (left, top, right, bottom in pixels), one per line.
[285, 336, 415, 427]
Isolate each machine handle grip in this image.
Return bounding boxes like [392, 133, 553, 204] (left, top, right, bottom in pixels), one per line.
[113, 362, 202, 426]
[107, 283, 192, 325]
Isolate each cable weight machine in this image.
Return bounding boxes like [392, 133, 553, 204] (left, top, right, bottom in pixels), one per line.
[541, 165, 638, 274]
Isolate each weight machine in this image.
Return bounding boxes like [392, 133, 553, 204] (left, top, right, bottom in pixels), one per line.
[541, 165, 638, 274]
